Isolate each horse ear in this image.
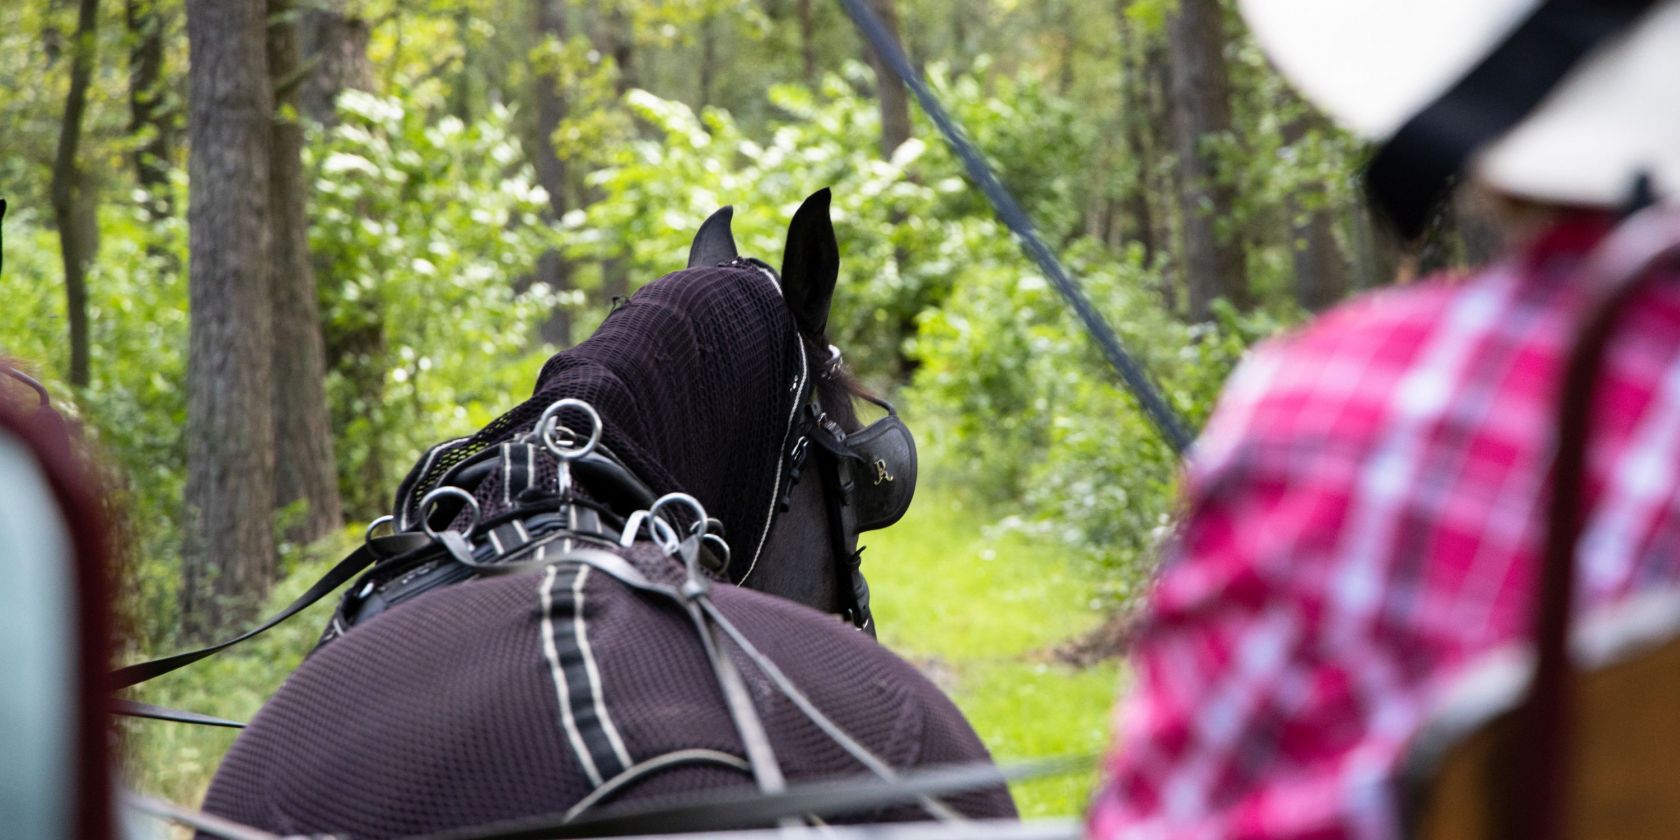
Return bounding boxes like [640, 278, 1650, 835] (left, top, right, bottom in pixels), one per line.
[687, 206, 738, 268]
[779, 189, 839, 337]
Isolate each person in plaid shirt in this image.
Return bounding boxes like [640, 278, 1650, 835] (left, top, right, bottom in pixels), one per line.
[1090, 1, 1680, 837]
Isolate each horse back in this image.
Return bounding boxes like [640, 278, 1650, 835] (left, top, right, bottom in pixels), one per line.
[202, 562, 1013, 838]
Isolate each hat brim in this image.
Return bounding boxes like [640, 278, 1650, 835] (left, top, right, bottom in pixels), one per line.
[1239, 0, 1680, 207]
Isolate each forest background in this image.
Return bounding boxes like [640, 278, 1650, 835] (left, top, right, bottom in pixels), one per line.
[1, 0, 1496, 819]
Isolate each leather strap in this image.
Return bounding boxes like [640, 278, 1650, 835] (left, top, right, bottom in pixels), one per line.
[683, 597, 790, 802]
[1365, 0, 1659, 239]
[412, 756, 1090, 840]
[817, 448, 873, 634]
[114, 699, 246, 729]
[110, 532, 432, 689]
[122, 790, 307, 840]
[121, 759, 1088, 840]
[1521, 208, 1680, 839]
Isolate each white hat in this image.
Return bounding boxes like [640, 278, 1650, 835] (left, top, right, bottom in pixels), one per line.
[1238, 0, 1680, 231]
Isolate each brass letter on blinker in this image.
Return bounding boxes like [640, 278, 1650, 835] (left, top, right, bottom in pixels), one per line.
[872, 459, 894, 486]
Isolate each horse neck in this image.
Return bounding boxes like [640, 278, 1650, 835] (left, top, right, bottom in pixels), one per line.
[735, 462, 843, 616]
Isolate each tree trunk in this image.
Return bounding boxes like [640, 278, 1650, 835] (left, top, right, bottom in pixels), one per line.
[1116, 1, 1158, 269]
[45, 0, 69, 66]
[1285, 194, 1348, 311]
[1351, 189, 1404, 288]
[1167, 0, 1247, 320]
[126, 0, 174, 219]
[268, 0, 343, 546]
[530, 0, 573, 345]
[52, 0, 100, 388]
[450, 7, 475, 120]
[598, 3, 638, 92]
[298, 0, 373, 125]
[298, 0, 380, 515]
[591, 1, 635, 308]
[1057, 0, 1076, 96]
[798, 0, 816, 85]
[1145, 33, 1178, 307]
[698, 12, 718, 109]
[1455, 188, 1504, 269]
[182, 0, 278, 638]
[861, 0, 911, 158]
[1281, 113, 1348, 311]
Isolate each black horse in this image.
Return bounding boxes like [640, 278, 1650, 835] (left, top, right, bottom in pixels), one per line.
[199, 191, 1015, 838]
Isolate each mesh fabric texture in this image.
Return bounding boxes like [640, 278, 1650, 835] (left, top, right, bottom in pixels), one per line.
[397, 262, 803, 574]
[201, 544, 1014, 837]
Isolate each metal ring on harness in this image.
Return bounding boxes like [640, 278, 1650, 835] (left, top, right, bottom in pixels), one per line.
[618, 509, 681, 549]
[418, 486, 481, 541]
[538, 398, 603, 499]
[649, 492, 713, 593]
[364, 514, 395, 543]
[649, 493, 708, 541]
[701, 532, 731, 571]
[537, 398, 603, 460]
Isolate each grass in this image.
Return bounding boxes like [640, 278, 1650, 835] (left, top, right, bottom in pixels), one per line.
[123, 487, 1124, 823]
[868, 487, 1121, 819]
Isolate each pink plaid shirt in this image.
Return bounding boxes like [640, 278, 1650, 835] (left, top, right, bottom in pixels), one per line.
[1089, 217, 1680, 839]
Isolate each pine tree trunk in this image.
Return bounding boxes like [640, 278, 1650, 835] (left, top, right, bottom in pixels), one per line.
[182, 0, 278, 638]
[606, 5, 638, 91]
[1281, 113, 1348, 311]
[798, 0, 816, 85]
[862, 0, 911, 158]
[1455, 189, 1504, 269]
[1145, 33, 1178, 308]
[1167, 0, 1247, 320]
[1116, 1, 1158, 268]
[299, 0, 381, 515]
[268, 0, 343, 546]
[298, 0, 373, 125]
[530, 0, 573, 345]
[126, 0, 174, 219]
[591, 1, 635, 308]
[698, 13, 718, 109]
[44, 0, 67, 67]
[52, 0, 100, 388]
[1351, 190, 1404, 288]
[450, 7, 475, 120]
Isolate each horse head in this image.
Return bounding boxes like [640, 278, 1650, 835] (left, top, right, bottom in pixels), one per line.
[384, 189, 914, 631]
[683, 190, 915, 630]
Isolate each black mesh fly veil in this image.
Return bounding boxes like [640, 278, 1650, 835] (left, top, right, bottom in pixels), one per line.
[391, 261, 805, 572]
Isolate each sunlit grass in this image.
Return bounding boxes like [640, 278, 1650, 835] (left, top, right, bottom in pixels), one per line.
[868, 485, 1121, 818]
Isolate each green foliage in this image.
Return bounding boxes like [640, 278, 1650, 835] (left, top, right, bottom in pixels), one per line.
[3, 191, 194, 651]
[908, 233, 1282, 599]
[553, 59, 1110, 381]
[2, 90, 564, 644]
[307, 90, 562, 517]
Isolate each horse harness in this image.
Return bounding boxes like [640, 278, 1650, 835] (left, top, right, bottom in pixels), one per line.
[409, 397, 947, 816]
[323, 355, 916, 644]
[112, 376, 932, 818]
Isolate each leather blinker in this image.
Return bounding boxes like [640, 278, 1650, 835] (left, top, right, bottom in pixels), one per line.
[843, 401, 917, 532]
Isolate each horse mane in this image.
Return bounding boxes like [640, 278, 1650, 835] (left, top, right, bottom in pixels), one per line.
[802, 335, 873, 433]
